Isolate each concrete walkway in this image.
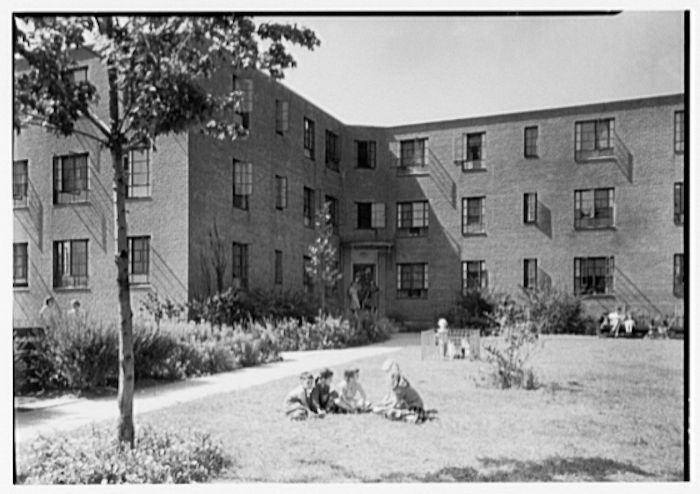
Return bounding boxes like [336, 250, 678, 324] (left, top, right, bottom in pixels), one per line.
[14, 334, 415, 445]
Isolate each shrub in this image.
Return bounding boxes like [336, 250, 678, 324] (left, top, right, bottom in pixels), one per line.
[19, 425, 231, 484]
[444, 289, 498, 333]
[520, 287, 588, 335]
[480, 296, 542, 390]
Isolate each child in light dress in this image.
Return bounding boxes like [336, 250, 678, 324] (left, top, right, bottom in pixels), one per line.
[334, 368, 372, 413]
[372, 359, 436, 423]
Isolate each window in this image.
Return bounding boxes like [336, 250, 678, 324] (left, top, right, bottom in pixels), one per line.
[275, 99, 289, 135]
[304, 118, 315, 159]
[303, 255, 313, 292]
[466, 133, 484, 162]
[275, 175, 288, 210]
[53, 239, 88, 288]
[356, 140, 376, 169]
[397, 263, 428, 298]
[232, 242, 249, 289]
[357, 202, 385, 229]
[303, 187, 315, 227]
[524, 193, 537, 224]
[13, 243, 28, 287]
[674, 111, 684, 153]
[575, 118, 614, 160]
[674, 253, 684, 297]
[128, 236, 150, 284]
[67, 66, 87, 83]
[574, 257, 614, 296]
[462, 197, 485, 235]
[400, 138, 427, 167]
[233, 160, 252, 210]
[523, 258, 537, 290]
[674, 183, 684, 225]
[325, 195, 339, 233]
[123, 148, 151, 198]
[462, 261, 487, 292]
[53, 153, 89, 204]
[397, 201, 429, 236]
[524, 126, 538, 158]
[13, 160, 28, 208]
[232, 75, 253, 131]
[325, 130, 340, 170]
[574, 188, 614, 229]
[275, 250, 283, 285]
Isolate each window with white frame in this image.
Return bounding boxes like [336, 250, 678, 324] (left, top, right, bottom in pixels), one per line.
[524, 126, 538, 158]
[674, 111, 684, 154]
[233, 160, 253, 210]
[53, 239, 89, 288]
[304, 118, 315, 159]
[575, 118, 614, 160]
[123, 148, 151, 198]
[574, 188, 614, 229]
[462, 260, 487, 292]
[357, 202, 385, 229]
[397, 201, 429, 236]
[574, 257, 614, 296]
[128, 236, 150, 284]
[462, 197, 485, 234]
[356, 140, 376, 169]
[524, 193, 537, 224]
[674, 182, 684, 225]
[397, 263, 428, 298]
[53, 153, 89, 204]
[13, 160, 28, 208]
[400, 138, 427, 168]
[13, 243, 28, 287]
[523, 258, 537, 290]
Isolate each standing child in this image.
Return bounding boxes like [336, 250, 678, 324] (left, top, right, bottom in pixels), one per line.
[334, 368, 371, 413]
[436, 318, 449, 358]
[283, 372, 323, 420]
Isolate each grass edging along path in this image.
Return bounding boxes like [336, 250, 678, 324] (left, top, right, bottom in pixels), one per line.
[19, 336, 684, 482]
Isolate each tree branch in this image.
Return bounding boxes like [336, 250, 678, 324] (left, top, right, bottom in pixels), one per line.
[80, 107, 112, 140]
[19, 114, 109, 145]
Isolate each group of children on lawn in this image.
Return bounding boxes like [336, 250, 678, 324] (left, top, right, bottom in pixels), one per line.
[283, 358, 435, 424]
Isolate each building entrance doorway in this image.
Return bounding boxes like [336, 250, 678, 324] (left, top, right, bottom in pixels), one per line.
[352, 263, 378, 311]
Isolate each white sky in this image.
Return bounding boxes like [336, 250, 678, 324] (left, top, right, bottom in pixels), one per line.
[261, 12, 685, 126]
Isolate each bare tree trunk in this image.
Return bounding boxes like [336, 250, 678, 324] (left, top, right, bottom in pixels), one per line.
[104, 16, 135, 447]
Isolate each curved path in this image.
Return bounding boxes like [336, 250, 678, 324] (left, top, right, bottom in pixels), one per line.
[14, 334, 415, 445]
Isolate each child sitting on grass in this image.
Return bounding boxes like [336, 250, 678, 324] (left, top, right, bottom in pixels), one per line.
[283, 371, 324, 420]
[334, 368, 372, 413]
[372, 359, 437, 424]
[310, 368, 338, 414]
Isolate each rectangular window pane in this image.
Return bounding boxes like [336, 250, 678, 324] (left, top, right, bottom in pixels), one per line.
[325, 130, 340, 169]
[303, 187, 314, 227]
[462, 197, 485, 234]
[397, 263, 428, 298]
[232, 242, 249, 289]
[125, 148, 151, 198]
[371, 203, 385, 229]
[233, 160, 252, 210]
[276, 100, 289, 134]
[128, 236, 150, 284]
[674, 182, 684, 225]
[54, 154, 89, 204]
[275, 175, 288, 210]
[13, 243, 28, 287]
[462, 260, 486, 292]
[466, 133, 483, 161]
[574, 257, 613, 296]
[304, 118, 315, 159]
[13, 160, 28, 207]
[524, 193, 537, 223]
[524, 126, 538, 157]
[357, 140, 376, 168]
[357, 202, 372, 229]
[575, 188, 614, 229]
[275, 250, 283, 285]
[53, 240, 88, 288]
[674, 111, 685, 153]
[524, 258, 537, 289]
[674, 253, 684, 297]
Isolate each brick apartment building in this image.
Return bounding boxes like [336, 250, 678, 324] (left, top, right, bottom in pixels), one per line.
[13, 49, 686, 329]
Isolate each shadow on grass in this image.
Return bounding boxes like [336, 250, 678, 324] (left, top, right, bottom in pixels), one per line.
[379, 455, 655, 482]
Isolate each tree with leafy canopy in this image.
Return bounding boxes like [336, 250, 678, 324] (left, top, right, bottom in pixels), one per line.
[305, 201, 342, 313]
[13, 15, 319, 447]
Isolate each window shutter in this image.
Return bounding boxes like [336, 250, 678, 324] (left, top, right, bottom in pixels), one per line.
[241, 79, 253, 112]
[422, 139, 429, 166]
[352, 140, 359, 167]
[282, 101, 289, 132]
[369, 141, 376, 168]
[575, 123, 582, 151]
[389, 141, 399, 167]
[454, 134, 465, 163]
[372, 203, 386, 228]
[480, 133, 486, 161]
[607, 257, 614, 294]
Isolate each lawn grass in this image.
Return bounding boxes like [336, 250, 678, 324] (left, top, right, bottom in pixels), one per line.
[130, 335, 685, 482]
